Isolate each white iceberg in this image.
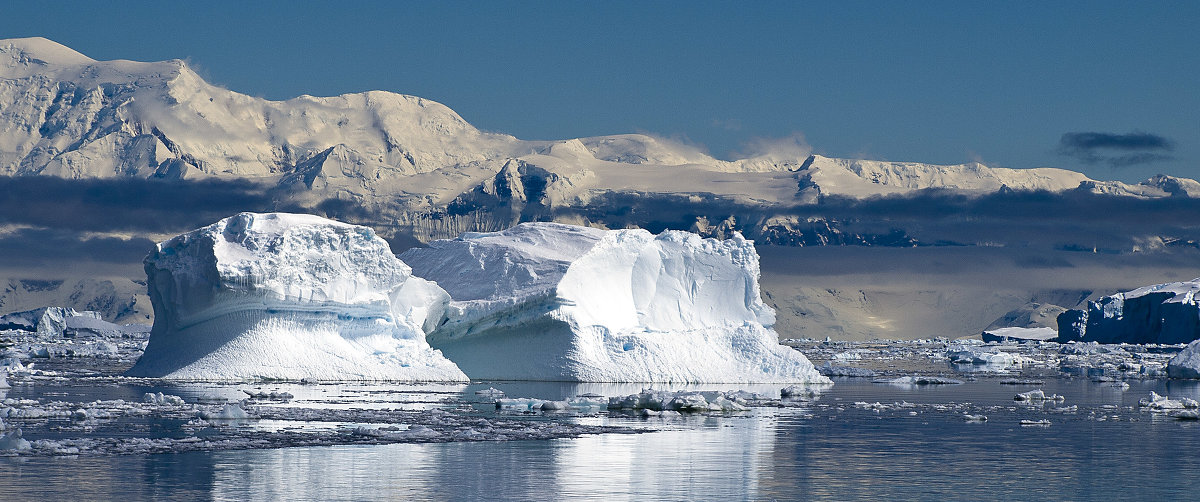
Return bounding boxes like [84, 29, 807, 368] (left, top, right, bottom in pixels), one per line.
[126, 212, 466, 382]
[401, 222, 827, 383]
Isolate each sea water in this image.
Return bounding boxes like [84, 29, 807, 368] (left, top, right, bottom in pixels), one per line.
[3, 377, 1200, 501]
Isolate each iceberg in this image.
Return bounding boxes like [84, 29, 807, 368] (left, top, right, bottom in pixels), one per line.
[1168, 340, 1200, 379]
[126, 212, 466, 381]
[946, 345, 1015, 366]
[0, 307, 102, 337]
[1056, 279, 1200, 344]
[401, 222, 827, 383]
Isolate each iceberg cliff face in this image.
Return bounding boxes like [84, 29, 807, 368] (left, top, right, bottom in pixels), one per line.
[402, 223, 827, 383]
[126, 212, 466, 381]
[1057, 279, 1200, 344]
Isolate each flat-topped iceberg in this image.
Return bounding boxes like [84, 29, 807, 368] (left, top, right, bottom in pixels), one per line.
[126, 212, 466, 381]
[401, 222, 828, 383]
[1057, 279, 1200, 344]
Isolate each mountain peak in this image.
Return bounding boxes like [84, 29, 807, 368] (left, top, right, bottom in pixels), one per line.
[1, 37, 94, 67]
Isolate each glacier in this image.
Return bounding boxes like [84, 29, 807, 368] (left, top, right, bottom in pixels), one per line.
[126, 212, 466, 381]
[401, 222, 828, 383]
[1056, 279, 1200, 344]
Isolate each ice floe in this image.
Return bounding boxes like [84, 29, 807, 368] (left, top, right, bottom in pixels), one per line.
[1014, 389, 1065, 402]
[874, 376, 964, 386]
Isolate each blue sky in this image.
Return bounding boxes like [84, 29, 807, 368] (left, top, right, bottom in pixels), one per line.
[3, 1, 1196, 182]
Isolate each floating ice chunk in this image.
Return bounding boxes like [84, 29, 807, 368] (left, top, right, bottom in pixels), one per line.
[606, 390, 751, 412]
[817, 361, 877, 378]
[401, 222, 827, 383]
[1020, 419, 1051, 426]
[946, 345, 1017, 367]
[143, 392, 186, 405]
[1014, 389, 1065, 402]
[637, 409, 683, 418]
[964, 414, 988, 422]
[873, 376, 964, 386]
[1138, 392, 1200, 410]
[781, 385, 822, 399]
[1167, 340, 1200, 379]
[0, 372, 8, 389]
[242, 389, 294, 401]
[473, 387, 505, 397]
[567, 396, 608, 409]
[495, 398, 550, 411]
[126, 213, 466, 382]
[0, 429, 30, 450]
[495, 397, 601, 412]
[999, 379, 1045, 385]
[199, 403, 250, 421]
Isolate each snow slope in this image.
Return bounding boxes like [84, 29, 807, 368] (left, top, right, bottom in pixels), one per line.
[126, 212, 466, 381]
[1057, 279, 1200, 344]
[796, 155, 1090, 199]
[401, 223, 827, 383]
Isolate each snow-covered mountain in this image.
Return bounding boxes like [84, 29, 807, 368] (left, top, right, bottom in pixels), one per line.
[3, 36, 1194, 224]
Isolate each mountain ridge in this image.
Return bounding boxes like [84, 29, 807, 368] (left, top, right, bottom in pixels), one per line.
[3, 37, 1193, 206]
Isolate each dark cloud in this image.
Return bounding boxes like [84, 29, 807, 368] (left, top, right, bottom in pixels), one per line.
[1057, 131, 1175, 167]
[549, 186, 1200, 261]
[0, 176, 276, 233]
[0, 227, 156, 267]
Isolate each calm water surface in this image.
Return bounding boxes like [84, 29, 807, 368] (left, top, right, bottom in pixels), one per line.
[4, 378, 1200, 501]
